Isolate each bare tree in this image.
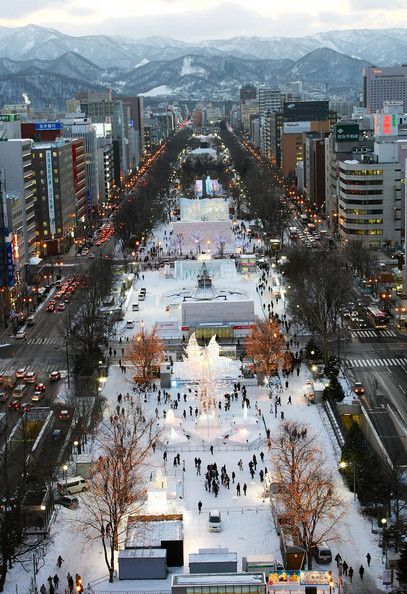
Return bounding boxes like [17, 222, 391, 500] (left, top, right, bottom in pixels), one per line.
[63, 254, 115, 376]
[245, 319, 285, 378]
[79, 410, 158, 582]
[0, 417, 50, 591]
[344, 239, 378, 280]
[126, 325, 164, 385]
[285, 246, 352, 363]
[271, 421, 346, 569]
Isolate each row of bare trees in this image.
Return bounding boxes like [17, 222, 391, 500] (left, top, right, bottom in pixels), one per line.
[63, 254, 115, 376]
[219, 124, 288, 242]
[284, 245, 353, 363]
[113, 128, 192, 247]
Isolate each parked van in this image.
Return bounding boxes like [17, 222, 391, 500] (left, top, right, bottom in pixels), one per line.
[63, 476, 89, 495]
[13, 384, 27, 399]
[208, 509, 222, 532]
[314, 542, 332, 564]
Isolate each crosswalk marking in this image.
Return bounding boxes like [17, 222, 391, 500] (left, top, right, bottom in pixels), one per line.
[0, 362, 66, 374]
[10, 337, 63, 346]
[351, 330, 397, 338]
[346, 358, 407, 368]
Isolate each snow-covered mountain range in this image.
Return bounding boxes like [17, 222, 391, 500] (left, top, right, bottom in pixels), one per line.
[0, 25, 404, 106]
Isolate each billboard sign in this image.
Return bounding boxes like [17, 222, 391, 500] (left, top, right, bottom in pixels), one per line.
[335, 123, 359, 142]
[35, 122, 63, 131]
[45, 150, 56, 235]
[283, 121, 311, 134]
[374, 113, 398, 137]
[0, 114, 20, 122]
[5, 234, 14, 288]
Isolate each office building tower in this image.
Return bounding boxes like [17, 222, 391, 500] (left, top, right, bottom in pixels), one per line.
[31, 141, 76, 255]
[258, 88, 281, 118]
[337, 116, 401, 246]
[363, 65, 407, 113]
[0, 139, 36, 268]
[63, 115, 99, 209]
[240, 84, 257, 103]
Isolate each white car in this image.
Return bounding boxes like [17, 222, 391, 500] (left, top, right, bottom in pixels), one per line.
[126, 321, 135, 329]
[15, 329, 26, 339]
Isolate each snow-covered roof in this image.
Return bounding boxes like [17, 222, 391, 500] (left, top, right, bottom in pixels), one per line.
[173, 573, 266, 585]
[119, 549, 166, 559]
[189, 552, 237, 563]
[126, 519, 183, 548]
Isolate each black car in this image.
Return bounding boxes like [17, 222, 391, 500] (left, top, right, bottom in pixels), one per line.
[54, 496, 79, 509]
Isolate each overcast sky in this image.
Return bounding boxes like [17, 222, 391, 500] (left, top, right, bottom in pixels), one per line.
[0, 0, 405, 39]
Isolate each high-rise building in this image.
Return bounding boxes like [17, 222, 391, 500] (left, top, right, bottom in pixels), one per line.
[337, 117, 402, 247]
[63, 115, 99, 210]
[97, 137, 114, 209]
[363, 66, 407, 113]
[258, 88, 281, 118]
[270, 101, 337, 170]
[0, 139, 36, 268]
[240, 84, 257, 103]
[325, 122, 374, 231]
[31, 141, 76, 255]
[303, 133, 328, 210]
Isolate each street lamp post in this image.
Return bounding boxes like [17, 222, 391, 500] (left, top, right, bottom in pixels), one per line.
[381, 517, 387, 565]
[339, 460, 357, 501]
[62, 464, 68, 487]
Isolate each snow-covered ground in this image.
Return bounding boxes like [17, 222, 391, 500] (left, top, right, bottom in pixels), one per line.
[6, 191, 388, 593]
[7, 261, 387, 594]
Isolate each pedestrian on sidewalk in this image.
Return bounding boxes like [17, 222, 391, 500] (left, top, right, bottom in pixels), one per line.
[57, 556, 64, 568]
[236, 482, 241, 496]
[342, 561, 348, 576]
[359, 565, 364, 580]
[366, 553, 371, 567]
[348, 567, 354, 582]
[243, 483, 247, 495]
[334, 553, 342, 567]
[198, 500, 202, 514]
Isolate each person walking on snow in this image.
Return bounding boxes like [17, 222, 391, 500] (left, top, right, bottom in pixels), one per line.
[359, 565, 365, 580]
[236, 482, 241, 496]
[366, 553, 371, 567]
[243, 483, 247, 495]
[348, 567, 354, 582]
[57, 555, 64, 568]
[198, 500, 202, 514]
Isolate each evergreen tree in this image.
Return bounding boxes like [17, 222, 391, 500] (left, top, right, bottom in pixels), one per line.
[396, 542, 407, 588]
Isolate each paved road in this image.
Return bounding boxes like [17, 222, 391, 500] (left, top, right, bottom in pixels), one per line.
[342, 329, 407, 466]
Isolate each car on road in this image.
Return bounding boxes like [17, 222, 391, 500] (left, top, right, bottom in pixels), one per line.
[15, 328, 27, 339]
[32, 391, 46, 402]
[126, 321, 135, 329]
[34, 383, 46, 392]
[59, 409, 71, 420]
[49, 371, 61, 381]
[54, 496, 79, 509]
[57, 303, 66, 311]
[24, 371, 37, 383]
[353, 382, 365, 395]
[20, 403, 32, 414]
[16, 367, 27, 379]
[354, 318, 368, 328]
[0, 392, 8, 403]
[47, 303, 55, 312]
[8, 399, 21, 410]
[13, 384, 27, 398]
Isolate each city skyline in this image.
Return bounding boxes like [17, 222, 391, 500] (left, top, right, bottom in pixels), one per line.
[0, 0, 406, 40]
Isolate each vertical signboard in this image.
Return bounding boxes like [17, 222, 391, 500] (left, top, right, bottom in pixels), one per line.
[45, 150, 56, 235]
